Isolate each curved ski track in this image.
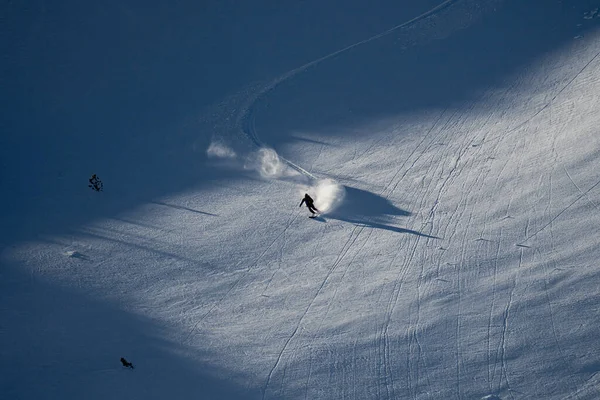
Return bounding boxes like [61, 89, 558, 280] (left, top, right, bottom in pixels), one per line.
[243, 2, 466, 397]
[218, 1, 600, 398]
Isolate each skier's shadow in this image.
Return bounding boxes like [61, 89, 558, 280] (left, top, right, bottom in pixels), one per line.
[324, 186, 438, 239]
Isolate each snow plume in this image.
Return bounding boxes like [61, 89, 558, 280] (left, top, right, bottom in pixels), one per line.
[245, 147, 294, 179]
[244, 148, 344, 213]
[207, 141, 236, 159]
[304, 178, 345, 214]
[257, 148, 286, 178]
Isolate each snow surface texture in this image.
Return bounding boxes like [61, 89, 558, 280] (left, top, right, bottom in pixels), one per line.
[2, 1, 600, 399]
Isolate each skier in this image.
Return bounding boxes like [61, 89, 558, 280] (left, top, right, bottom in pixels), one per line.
[120, 357, 134, 369]
[88, 174, 103, 192]
[299, 193, 319, 216]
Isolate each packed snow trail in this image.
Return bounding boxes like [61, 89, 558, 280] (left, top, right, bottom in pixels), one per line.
[238, 0, 465, 177]
[245, 2, 486, 396]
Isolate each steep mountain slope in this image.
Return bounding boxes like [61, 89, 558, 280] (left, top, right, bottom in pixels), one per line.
[2, 1, 599, 399]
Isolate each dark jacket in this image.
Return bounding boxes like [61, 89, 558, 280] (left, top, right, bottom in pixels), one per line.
[299, 194, 315, 207]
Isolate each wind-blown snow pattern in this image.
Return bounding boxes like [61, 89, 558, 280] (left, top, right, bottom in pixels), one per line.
[2, 0, 600, 399]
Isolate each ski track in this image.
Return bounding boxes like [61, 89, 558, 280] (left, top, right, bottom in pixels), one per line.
[400, 106, 475, 399]
[481, 49, 600, 146]
[240, 0, 461, 151]
[561, 163, 600, 212]
[484, 129, 519, 393]
[248, 0, 465, 390]
[4, 1, 600, 399]
[518, 177, 600, 246]
[287, 226, 376, 398]
[261, 89, 465, 399]
[262, 224, 365, 399]
[485, 133, 519, 393]
[543, 152, 584, 398]
[215, 0, 600, 397]
[369, 108, 460, 399]
[240, 0, 463, 182]
[363, 106, 473, 399]
[358, 106, 468, 399]
[244, 12, 506, 391]
[184, 208, 302, 344]
[491, 131, 527, 396]
[384, 80, 524, 398]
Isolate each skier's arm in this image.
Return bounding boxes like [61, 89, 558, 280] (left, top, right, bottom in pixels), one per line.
[299, 199, 305, 207]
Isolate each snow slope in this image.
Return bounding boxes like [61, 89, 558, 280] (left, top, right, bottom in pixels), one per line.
[2, 1, 600, 399]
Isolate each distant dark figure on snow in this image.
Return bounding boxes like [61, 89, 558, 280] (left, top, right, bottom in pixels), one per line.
[88, 174, 103, 192]
[120, 357, 134, 369]
[299, 193, 319, 215]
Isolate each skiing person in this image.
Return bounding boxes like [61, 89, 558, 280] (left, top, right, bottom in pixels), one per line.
[299, 193, 319, 215]
[120, 357, 134, 369]
[88, 174, 103, 192]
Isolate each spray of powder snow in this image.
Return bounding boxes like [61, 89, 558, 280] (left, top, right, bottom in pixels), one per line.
[251, 149, 345, 213]
[206, 141, 237, 159]
[303, 178, 345, 214]
[209, 145, 344, 213]
[256, 148, 286, 178]
[246, 147, 302, 179]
